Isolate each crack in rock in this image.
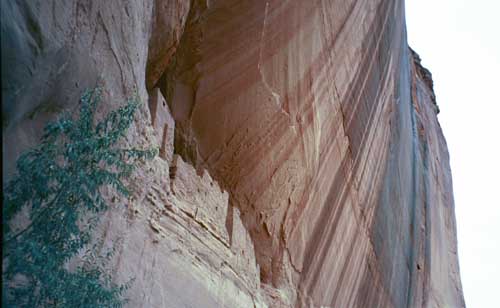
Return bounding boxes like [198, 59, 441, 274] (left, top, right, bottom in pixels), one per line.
[258, 2, 289, 116]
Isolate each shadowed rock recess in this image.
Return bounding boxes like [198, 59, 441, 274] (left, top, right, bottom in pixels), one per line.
[1, 0, 465, 307]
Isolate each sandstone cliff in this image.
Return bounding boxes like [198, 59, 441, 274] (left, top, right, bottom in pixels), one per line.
[1, 0, 465, 307]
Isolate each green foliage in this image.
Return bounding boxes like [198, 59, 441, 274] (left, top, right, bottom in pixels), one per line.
[2, 88, 157, 307]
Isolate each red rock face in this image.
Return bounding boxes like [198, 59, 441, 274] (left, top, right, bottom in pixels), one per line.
[2, 0, 464, 307]
[165, 1, 465, 307]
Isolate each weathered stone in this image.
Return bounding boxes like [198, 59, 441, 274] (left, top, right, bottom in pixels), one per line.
[146, 0, 191, 90]
[97, 156, 266, 308]
[148, 88, 175, 163]
[231, 207, 260, 291]
[1, 0, 465, 307]
[170, 155, 230, 246]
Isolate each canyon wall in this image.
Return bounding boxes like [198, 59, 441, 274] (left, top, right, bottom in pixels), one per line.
[2, 0, 465, 307]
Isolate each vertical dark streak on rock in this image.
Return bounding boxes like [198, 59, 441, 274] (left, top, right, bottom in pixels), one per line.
[406, 71, 419, 307]
[422, 134, 431, 307]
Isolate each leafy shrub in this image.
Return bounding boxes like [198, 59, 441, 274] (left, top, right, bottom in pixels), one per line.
[2, 88, 157, 307]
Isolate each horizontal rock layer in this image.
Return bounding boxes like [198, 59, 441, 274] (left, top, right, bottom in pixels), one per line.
[2, 0, 464, 307]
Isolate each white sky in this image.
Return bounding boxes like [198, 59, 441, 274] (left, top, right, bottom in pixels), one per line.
[405, 0, 500, 307]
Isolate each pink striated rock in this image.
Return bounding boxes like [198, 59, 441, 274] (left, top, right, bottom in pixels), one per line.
[2, 0, 465, 307]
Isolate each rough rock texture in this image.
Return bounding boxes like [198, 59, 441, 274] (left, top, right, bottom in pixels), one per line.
[149, 88, 175, 161]
[2, 0, 464, 307]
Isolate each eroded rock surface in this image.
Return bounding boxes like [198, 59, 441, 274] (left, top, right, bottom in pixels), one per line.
[2, 0, 465, 307]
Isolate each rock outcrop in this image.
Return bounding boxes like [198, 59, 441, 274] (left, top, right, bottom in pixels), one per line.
[2, 0, 464, 307]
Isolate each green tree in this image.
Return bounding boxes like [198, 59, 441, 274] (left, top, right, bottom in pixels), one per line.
[2, 88, 157, 307]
